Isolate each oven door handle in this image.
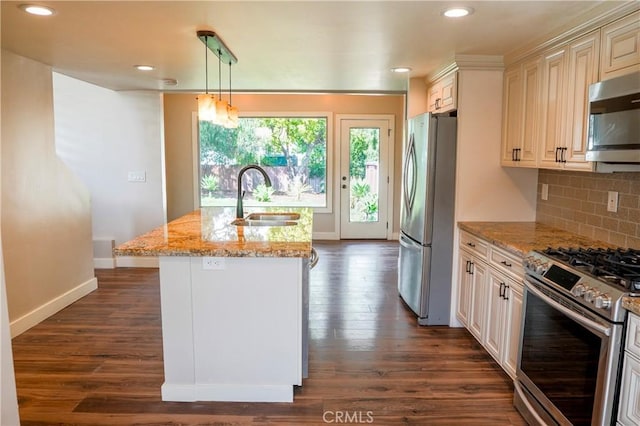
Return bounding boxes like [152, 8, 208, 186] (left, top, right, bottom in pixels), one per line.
[525, 280, 611, 337]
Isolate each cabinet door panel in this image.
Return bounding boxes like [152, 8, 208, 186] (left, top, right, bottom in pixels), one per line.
[520, 58, 541, 166]
[502, 281, 523, 379]
[539, 49, 565, 169]
[456, 250, 473, 326]
[601, 11, 640, 80]
[468, 259, 488, 341]
[484, 271, 506, 361]
[618, 353, 640, 426]
[564, 31, 599, 170]
[501, 67, 522, 165]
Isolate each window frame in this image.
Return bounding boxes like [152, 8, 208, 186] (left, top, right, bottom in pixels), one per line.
[191, 111, 333, 214]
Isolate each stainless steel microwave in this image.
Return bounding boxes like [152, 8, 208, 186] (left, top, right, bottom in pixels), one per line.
[585, 71, 640, 163]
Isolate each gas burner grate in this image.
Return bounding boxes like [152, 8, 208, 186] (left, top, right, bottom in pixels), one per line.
[541, 247, 640, 291]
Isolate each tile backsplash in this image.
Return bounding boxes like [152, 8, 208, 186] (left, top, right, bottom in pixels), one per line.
[536, 170, 640, 249]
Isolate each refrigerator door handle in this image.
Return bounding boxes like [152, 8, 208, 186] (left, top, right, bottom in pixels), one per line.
[399, 234, 421, 250]
[403, 133, 418, 216]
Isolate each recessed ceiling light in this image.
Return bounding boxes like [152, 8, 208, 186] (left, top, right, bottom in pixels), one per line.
[134, 65, 155, 71]
[443, 7, 473, 18]
[391, 67, 412, 73]
[19, 4, 55, 16]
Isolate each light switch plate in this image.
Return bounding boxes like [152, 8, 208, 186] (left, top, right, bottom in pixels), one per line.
[541, 184, 549, 201]
[607, 191, 618, 213]
[127, 171, 146, 182]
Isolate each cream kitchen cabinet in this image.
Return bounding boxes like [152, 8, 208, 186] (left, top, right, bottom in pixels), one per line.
[457, 231, 489, 341]
[601, 10, 640, 81]
[501, 56, 541, 167]
[618, 312, 640, 426]
[427, 72, 457, 113]
[484, 268, 524, 379]
[538, 31, 599, 171]
[457, 229, 525, 379]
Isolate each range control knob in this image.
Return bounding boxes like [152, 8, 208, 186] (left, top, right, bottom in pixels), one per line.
[594, 294, 612, 309]
[535, 262, 549, 275]
[585, 288, 599, 304]
[524, 256, 536, 271]
[571, 284, 586, 297]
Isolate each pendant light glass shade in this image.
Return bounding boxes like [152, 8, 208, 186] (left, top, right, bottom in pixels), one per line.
[197, 94, 217, 122]
[225, 104, 239, 128]
[214, 98, 229, 125]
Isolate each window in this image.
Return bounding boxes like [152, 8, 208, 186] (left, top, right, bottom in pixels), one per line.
[197, 115, 329, 210]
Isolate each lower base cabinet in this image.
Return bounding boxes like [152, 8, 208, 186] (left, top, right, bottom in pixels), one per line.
[484, 270, 523, 379]
[457, 230, 524, 379]
[618, 312, 640, 425]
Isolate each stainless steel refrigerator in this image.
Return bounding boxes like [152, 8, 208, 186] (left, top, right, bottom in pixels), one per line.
[398, 113, 457, 325]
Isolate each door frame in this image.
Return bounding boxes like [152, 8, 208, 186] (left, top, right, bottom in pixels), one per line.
[335, 114, 395, 240]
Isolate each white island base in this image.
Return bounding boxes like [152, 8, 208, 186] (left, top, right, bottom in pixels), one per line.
[158, 255, 307, 403]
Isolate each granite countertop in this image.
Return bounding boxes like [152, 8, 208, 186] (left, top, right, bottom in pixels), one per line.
[114, 207, 313, 258]
[459, 222, 640, 314]
[623, 298, 640, 316]
[458, 222, 614, 258]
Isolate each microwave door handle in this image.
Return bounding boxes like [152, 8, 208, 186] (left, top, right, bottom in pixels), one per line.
[525, 280, 611, 337]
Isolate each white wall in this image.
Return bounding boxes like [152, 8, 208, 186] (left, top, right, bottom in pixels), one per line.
[2, 50, 97, 336]
[0, 52, 20, 426]
[52, 73, 166, 267]
[1, 243, 19, 426]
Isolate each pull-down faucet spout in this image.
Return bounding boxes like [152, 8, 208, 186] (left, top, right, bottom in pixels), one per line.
[236, 164, 272, 219]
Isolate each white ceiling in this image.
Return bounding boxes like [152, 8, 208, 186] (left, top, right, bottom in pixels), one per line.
[0, 1, 634, 93]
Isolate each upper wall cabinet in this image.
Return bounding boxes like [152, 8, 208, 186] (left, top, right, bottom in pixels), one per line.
[538, 31, 600, 171]
[600, 10, 640, 80]
[500, 57, 540, 168]
[427, 72, 457, 113]
[501, 8, 639, 172]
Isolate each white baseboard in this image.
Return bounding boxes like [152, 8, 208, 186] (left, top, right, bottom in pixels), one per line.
[312, 232, 339, 240]
[115, 256, 159, 268]
[94, 257, 116, 269]
[10, 276, 98, 337]
[161, 383, 293, 403]
[390, 232, 399, 240]
[449, 316, 464, 328]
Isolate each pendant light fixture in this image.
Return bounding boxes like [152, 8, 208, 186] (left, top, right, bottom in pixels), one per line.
[196, 30, 238, 127]
[225, 61, 239, 128]
[196, 32, 217, 122]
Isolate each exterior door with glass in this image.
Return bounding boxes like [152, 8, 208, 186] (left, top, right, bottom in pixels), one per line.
[339, 118, 391, 239]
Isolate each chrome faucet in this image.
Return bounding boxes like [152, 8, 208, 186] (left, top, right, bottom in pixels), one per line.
[236, 164, 272, 218]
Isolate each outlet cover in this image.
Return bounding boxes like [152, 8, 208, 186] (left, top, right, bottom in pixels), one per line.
[541, 184, 549, 201]
[607, 191, 618, 213]
[203, 257, 226, 270]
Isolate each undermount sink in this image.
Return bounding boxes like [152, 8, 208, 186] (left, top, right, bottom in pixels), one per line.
[231, 212, 300, 227]
[246, 212, 300, 221]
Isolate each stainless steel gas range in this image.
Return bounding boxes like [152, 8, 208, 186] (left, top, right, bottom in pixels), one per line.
[515, 247, 640, 426]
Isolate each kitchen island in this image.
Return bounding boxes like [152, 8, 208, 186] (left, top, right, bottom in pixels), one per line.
[114, 207, 313, 403]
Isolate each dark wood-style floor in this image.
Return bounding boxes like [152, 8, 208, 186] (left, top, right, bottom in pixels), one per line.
[12, 241, 526, 425]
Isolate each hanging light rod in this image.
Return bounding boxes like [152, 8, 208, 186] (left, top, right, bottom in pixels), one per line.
[197, 30, 238, 65]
